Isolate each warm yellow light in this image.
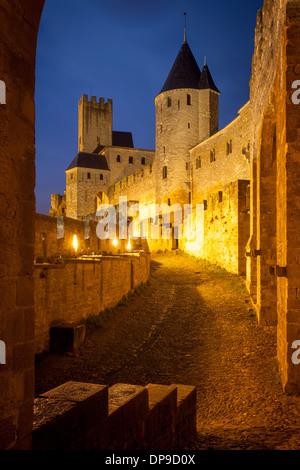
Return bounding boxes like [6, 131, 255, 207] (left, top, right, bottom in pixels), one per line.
[127, 235, 131, 250]
[73, 235, 78, 253]
[113, 236, 118, 247]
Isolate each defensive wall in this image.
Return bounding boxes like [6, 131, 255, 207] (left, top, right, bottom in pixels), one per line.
[34, 213, 150, 355]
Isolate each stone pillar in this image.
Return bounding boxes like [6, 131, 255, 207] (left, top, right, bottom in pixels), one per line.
[0, 0, 44, 449]
[277, 3, 300, 393]
[256, 111, 277, 326]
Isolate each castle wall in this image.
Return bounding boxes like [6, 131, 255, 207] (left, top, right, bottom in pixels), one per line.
[35, 212, 142, 261]
[103, 146, 155, 187]
[249, 0, 300, 393]
[109, 163, 156, 207]
[190, 102, 250, 199]
[34, 253, 150, 355]
[181, 180, 249, 275]
[0, 0, 45, 450]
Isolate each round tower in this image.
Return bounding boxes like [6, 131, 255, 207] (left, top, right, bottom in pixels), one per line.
[154, 36, 220, 207]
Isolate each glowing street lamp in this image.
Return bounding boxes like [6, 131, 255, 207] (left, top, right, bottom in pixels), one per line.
[113, 236, 118, 247]
[127, 235, 131, 251]
[73, 235, 78, 253]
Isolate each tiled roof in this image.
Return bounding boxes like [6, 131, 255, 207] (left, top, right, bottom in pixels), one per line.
[66, 152, 110, 171]
[158, 41, 219, 95]
[112, 131, 134, 148]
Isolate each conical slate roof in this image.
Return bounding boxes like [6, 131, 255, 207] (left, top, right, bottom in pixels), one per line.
[158, 40, 220, 96]
[198, 64, 220, 93]
[159, 41, 201, 94]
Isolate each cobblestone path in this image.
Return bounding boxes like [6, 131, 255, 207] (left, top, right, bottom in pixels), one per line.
[35, 253, 300, 450]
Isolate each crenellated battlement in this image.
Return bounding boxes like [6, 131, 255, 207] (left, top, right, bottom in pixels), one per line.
[79, 94, 112, 112]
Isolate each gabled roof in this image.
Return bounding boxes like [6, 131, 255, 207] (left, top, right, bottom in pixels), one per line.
[66, 152, 110, 171]
[112, 131, 134, 148]
[159, 41, 201, 94]
[198, 64, 220, 94]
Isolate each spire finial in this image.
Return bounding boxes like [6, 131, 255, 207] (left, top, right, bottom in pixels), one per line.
[184, 11, 187, 42]
[204, 56, 207, 66]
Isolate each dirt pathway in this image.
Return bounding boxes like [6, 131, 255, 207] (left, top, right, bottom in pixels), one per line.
[35, 253, 300, 450]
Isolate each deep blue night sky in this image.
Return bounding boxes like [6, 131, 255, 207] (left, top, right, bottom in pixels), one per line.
[35, 0, 263, 215]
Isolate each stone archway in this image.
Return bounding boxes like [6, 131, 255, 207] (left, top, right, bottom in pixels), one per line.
[0, 0, 45, 450]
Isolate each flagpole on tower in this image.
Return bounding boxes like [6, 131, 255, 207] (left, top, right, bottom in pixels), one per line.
[184, 11, 187, 42]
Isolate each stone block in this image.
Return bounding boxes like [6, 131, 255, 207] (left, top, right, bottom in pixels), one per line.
[145, 383, 177, 449]
[39, 381, 108, 429]
[33, 397, 80, 449]
[34, 381, 108, 450]
[172, 384, 197, 444]
[50, 323, 86, 354]
[108, 383, 149, 448]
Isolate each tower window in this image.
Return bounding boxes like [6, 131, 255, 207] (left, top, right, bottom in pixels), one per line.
[186, 162, 190, 171]
[210, 149, 216, 163]
[100, 174, 103, 180]
[218, 191, 223, 203]
[168, 198, 171, 206]
[167, 97, 172, 107]
[87, 172, 91, 179]
[129, 156, 133, 164]
[117, 155, 121, 162]
[160, 125, 163, 133]
[163, 146, 166, 154]
[187, 94, 191, 106]
[196, 156, 201, 169]
[70, 173, 73, 180]
[141, 157, 146, 165]
[162, 166, 167, 179]
[188, 122, 190, 128]
[203, 199, 208, 211]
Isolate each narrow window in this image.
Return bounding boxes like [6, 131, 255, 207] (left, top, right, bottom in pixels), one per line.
[187, 94, 191, 106]
[196, 156, 201, 169]
[188, 122, 190, 128]
[167, 97, 172, 107]
[87, 172, 91, 179]
[186, 162, 190, 171]
[141, 157, 146, 165]
[168, 198, 171, 206]
[160, 125, 163, 133]
[203, 199, 208, 211]
[162, 166, 167, 179]
[117, 155, 121, 162]
[100, 174, 103, 180]
[226, 140, 233, 155]
[163, 146, 166, 154]
[218, 191, 223, 203]
[70, 173, 73, 180]
[129, 156, 133, 164]
[210, 149, 216, 163]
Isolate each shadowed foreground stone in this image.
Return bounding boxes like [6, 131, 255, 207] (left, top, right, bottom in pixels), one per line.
[32, 381, 196, 450]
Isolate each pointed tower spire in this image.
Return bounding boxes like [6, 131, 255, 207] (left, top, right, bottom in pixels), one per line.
[198, 61, 220, 94]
